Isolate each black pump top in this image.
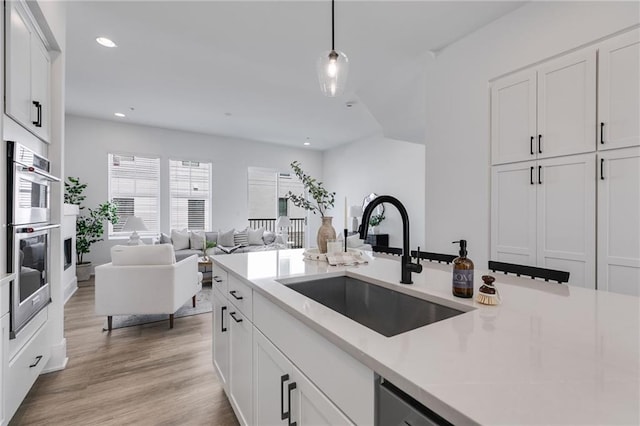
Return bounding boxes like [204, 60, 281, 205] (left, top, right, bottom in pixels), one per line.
[452, 240, 468, 257]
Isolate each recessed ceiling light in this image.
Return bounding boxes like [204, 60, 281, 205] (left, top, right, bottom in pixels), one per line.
[304, 138, 311, 146]
[96, 37, 117, 48]
[114, 112, 125, 118]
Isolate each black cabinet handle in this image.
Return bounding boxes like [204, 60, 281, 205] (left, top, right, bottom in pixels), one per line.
[221, 306, 227, 332]
[280, 374, 290, 420]
[287, 382, 297, 426]
[600, 122, 605, 144]
[32, 101, 42, 127]
[530, 166, 535, 185]
[229, 290, 243, 300]
[29, 355, 43, 368]
[538, 165, 542, 185]
[213, 276, 222, 283]
[229, 311, 242, 323]
[538, 135, 542, 154]
[600, 158, 605, 180]
[530, 136, 534, 155]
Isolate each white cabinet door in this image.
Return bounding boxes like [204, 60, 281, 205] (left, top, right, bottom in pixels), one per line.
[30, 39, 51, 142]
[490, 70, 537, 165]
[537, 49, 596, 159]
[212, 288, 229, 391]
[5, 1, 33, 130]
[253, 329, 353, 426]
[229, 309, 253, 426]
[597, 147, 640, 296]
[0, 314, 8, 426]
[536, 154, 596, 289]
[490, 161, 537, 265]
[598, 29, 640, 150]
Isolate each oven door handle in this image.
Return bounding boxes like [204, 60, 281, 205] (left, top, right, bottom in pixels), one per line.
[15, 224, 60, 234]
[19, 166, 60, 182]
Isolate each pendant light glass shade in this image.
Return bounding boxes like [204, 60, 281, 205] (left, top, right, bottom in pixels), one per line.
[317, 49, 349, 97]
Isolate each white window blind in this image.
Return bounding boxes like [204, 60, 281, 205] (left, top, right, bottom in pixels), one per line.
[108, 153, 160, 237]
[169, 159, 212, 231]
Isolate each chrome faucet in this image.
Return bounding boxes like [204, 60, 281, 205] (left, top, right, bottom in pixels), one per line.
[359, 195, 422, 284]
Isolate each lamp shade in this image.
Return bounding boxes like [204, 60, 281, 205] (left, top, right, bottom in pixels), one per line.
[122, 216, 148, 232]
[317, 49, 349, 97]
[349, 205, 363, 217]
[276, 216, 291, 228]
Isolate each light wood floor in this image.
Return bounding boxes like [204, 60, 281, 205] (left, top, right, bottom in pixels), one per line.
[10, 280, 239, 426]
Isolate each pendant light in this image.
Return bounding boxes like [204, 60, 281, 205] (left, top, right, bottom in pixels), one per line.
[317, 0, 349, 97]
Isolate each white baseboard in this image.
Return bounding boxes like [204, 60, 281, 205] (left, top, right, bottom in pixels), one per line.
[64, 277, 78, 304]
[43, 337, 68, 373]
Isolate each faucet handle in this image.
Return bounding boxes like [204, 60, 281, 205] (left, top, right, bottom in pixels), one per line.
[415, 246, 421, 265]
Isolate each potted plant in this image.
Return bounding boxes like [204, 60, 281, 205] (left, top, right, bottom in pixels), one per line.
[286, 161, 336, 253]
[65, 177, 119, 281]
[204, 240, 217, 260]
[368, 213, 386, 234]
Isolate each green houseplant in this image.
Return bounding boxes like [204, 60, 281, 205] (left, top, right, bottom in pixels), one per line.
[65, 177, 119, 281]
[286, 161, 336, 253]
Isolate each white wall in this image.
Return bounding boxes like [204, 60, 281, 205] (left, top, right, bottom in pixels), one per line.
[424, 1, 640, 268]
[65, 115, 323, 266]
[323, 135, 426, 250]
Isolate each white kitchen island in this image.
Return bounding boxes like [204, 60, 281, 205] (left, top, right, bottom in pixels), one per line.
[212, 249, 639, 425]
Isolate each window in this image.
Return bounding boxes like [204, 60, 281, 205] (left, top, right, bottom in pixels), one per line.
[108, 153, 160, 237]
[170, 159, 212, 231]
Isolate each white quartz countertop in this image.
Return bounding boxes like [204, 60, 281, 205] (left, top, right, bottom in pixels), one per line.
[213, 249, 640, 425]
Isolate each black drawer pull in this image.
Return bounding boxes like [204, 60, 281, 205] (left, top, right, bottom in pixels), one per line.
[32, 101, 42, 127]
[229, 311, 242, 323]
[538, 165, 542, 185]
[600, 158, 605, 180]
[530, 166, 534, 185]
[229, 290, 243, 300]
[287, 381, 297, 426]
[530, 136, 534, 155]
[213, 276, 222, 283]
[281, 374, 290, 420]
[600, 122, 605, 144]
[29, 355, 43, 368]
[538, 134, 542, 154]
[221, 306, 227, 332]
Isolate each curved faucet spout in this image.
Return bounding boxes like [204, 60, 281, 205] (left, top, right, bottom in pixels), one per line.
[359, 195, 421, 284]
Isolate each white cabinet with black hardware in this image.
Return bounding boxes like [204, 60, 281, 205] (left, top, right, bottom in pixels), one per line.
[597, 29, 640, 151]
[212, 287, 229, 391]
[5, 0, 51, 142]
[491, 154, 596, 289]
[491, 48, 596, 165]
[597, 147, 640, 296]
[253, 330, 353, 426]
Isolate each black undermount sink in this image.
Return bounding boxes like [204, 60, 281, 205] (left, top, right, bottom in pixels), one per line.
[282, 276, 464, 337]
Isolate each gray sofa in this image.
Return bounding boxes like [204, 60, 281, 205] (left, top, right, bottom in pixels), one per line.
[159, 229, 283, 262]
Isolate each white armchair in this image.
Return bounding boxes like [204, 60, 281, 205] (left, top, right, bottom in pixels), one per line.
[95, 244, 202, 331]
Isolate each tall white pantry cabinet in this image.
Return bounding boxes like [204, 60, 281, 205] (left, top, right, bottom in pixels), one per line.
[490, 28, 640, 295]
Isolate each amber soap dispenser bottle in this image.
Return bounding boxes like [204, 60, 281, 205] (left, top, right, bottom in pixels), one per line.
[452, 240, 474, 298]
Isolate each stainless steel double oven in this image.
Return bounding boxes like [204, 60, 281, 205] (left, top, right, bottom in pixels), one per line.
[6, 141, 60, 338]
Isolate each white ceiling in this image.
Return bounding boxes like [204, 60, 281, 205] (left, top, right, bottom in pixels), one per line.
[65, 1, 525, 150]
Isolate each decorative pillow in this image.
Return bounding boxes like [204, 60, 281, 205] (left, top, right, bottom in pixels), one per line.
[262, 231, 276, 245]
[170, 229, 190, 251]
[247, 227, 265, 245]
[234, 228, 249, 247]
[218, 229, 235, 247]
[205, 231, 218, 246]
[111, 244, 176, 265]
[190, 231, 206, 250]
[159, 232, 172, 244]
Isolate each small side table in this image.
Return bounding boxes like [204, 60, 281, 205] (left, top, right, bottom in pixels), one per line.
[198, 257, 213, 285]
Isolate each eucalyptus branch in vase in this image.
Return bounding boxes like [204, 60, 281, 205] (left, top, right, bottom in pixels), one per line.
[286, 161, 335, 217]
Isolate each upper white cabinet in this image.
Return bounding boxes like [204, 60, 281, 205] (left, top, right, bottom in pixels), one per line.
[597, 29, 640, 151]
[5, 0, 51, 143]
[597, 147, 640, 296]
[491, 48, 596, 165]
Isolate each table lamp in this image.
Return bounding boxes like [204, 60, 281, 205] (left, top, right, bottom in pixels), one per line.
[122, 216, 148, 245]
[349, 205, 363, 233]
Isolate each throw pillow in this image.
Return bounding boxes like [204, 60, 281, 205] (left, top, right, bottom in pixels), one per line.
[190, 231, 206, 250]
[159, 232, 172, 244]
[247, 227, 265, 245]
[205, 231, 218, 246]
[218, 229, 235, 247]
[234, 228, 249, 247]
[170, 229, 190, 250]
[262, 231, 276, 245]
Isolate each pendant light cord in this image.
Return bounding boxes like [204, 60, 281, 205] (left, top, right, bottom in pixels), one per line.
[331, 0, 335, 51]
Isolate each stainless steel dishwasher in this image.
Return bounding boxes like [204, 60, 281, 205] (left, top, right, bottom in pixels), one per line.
[376, 375, 453, 426]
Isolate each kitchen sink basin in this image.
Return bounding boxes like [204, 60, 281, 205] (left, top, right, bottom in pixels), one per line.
[282, 276, 464, 337]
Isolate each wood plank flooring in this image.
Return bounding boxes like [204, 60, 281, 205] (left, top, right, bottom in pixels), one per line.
[9, 281, 239, 425]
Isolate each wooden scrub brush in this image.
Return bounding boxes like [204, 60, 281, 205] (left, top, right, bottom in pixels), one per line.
[476, 275, 501, 305]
